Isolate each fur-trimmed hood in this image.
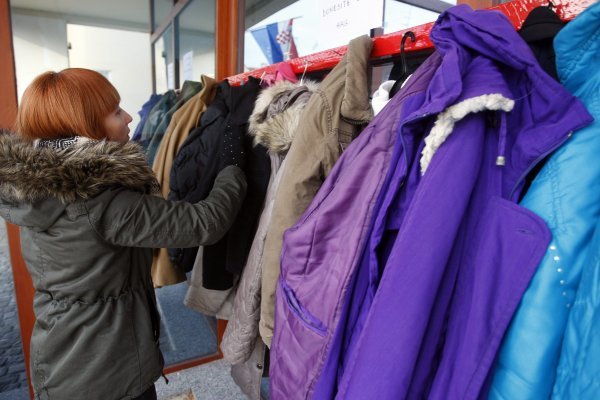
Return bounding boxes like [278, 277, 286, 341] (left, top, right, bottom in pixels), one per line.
[0, 132, 160, 204]
[248, 80, 319, 154]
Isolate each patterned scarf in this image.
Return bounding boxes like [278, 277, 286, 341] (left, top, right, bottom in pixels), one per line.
[34, 136, 90, 150]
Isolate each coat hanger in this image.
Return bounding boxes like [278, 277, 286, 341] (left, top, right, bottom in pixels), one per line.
[259, 71, 267, 86]
[400, 31, 416, 79]
[300, 59, 309, 85]
[389, 31, 416, 98]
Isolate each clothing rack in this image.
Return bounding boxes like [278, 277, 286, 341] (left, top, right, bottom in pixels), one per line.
[227, 0, 591, 86]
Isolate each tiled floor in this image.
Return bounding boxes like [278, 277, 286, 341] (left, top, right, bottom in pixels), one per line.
[0, 223, 28, 399]
[157, 360, 247, 400]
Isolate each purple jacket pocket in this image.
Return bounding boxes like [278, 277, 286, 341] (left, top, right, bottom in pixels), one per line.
[280, 280, 327, 336]
[270, 280, 330, 399]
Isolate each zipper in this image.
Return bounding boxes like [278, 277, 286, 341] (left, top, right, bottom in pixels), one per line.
[508, 131, 573, 200]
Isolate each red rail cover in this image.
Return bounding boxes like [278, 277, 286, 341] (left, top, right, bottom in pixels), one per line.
[228, 0, 593, 86]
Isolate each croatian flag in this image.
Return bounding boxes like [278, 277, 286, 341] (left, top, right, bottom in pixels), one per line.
[251, 18, 299, 64]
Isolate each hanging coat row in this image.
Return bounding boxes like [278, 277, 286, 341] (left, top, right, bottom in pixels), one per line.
[220, 78, 320, 398]
[260, 3, 598, 400]
[131, 0, 598, 398]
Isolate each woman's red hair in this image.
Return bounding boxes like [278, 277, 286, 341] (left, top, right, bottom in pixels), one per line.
[16, 68, 120, 140]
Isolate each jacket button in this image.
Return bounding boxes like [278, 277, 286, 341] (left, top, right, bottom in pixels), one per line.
[256, 363, 263, 370]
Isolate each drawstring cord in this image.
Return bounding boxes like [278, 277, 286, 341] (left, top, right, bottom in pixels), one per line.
[496, 112, 508, 166]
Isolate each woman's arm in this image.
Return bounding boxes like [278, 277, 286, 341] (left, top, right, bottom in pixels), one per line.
[85, 166, 247, 248]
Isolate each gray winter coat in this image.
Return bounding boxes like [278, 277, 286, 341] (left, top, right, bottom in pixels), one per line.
[220, 80, 317, 399]
[0, 133, 246, 400]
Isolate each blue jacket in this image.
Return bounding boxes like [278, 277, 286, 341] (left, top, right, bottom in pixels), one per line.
[552, 3, 600, 399]
[489, 2, 600, 399]
[131, 93, 162, 142]
[553, 221, 600, 399]
[137, 90, 177, 154]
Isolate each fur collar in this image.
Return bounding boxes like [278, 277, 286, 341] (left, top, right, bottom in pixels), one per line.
[420, 94, 514, 175]
[248, 80, 319, 154]
[0, 132, 160, 203]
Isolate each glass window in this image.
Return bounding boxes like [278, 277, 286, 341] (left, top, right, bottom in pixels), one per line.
[244, 1, 296, 71]
[384, 0, 441, 33]
[152, 4, 220, 368]
[244, 0, 333, 71]
[178, 0, 216, 80]
[153, 0, 173, 31]
[243, 0, 448, 71]
[154, 24, 174, 93]
[156, 283, 218, 366]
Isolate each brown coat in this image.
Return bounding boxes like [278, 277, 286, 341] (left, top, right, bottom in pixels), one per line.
[150, 75, 217, 287]
[259, 35, 374, 346]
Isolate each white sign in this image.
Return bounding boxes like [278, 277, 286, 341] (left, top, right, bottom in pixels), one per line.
[183, 51, 194, 82]
[167, 62, 175, 90]
[319, 0, 384, 49]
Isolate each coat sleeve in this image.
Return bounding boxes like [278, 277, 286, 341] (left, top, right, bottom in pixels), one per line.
[86, 166, 247, 248]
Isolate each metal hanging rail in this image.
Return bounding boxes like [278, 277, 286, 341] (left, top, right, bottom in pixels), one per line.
[227, 0, 593, 85]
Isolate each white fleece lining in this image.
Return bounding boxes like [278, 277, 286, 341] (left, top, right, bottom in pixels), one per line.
[420, 94, 515, 175]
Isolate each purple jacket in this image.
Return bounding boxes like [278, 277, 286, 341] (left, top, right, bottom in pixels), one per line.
[269, 5, 592, 400]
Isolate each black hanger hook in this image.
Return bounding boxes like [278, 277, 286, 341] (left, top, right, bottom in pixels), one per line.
[548, 0, 555, 10]
[401, 31, 416, 78]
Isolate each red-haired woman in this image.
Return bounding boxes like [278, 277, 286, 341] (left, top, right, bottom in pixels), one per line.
[0, 68, 247, 400]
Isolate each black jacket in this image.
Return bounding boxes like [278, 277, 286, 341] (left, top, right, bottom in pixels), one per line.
[168, 77, 270, 290]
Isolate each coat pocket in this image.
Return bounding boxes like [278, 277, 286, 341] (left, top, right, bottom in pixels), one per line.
[280, 279, 327, 336]
[270, 279, 329, 400]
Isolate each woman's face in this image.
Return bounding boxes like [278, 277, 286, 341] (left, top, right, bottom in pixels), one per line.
[104, 106, 133, 142]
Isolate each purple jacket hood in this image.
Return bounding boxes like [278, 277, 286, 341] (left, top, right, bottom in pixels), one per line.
[269, 5, 592, 400]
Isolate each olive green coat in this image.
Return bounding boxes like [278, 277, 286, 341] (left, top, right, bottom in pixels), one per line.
[0, 134, 246, 400]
